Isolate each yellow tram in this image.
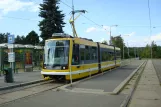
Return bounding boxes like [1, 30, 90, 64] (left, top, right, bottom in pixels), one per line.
[41, 33, 121, 81]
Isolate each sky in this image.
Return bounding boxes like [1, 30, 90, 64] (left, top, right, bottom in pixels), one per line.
[0, 0, 161, 47]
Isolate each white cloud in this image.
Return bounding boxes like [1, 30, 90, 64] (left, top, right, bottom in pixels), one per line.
[124, 32, 135, 37]
[86, 27, 97, 33]
[30, 4, 40, 12]
[126, 33, 161, 47]
[85, 25, 117, 34]
[86, 25, 112, 33]
[128, 32, 135, 36]
[0, 0, 39, 15]
[151, 33, 161, 42]
[102, 26, 110, 31]
[101, 38, 105, 42]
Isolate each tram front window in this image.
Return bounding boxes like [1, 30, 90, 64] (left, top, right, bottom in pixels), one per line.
[44, 40, 69, 69]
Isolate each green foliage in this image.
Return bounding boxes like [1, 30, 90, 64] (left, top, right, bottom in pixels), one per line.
[26, 31, 39, 45]
[126, 42, 161, 59]
[111, 35, 124, 59]
[39, 0, 65, 44]
[101, 40, 108, 45]
[0, 31, 40, 45]
[15, 35, 26, 44]
[0, 33, 9, 43]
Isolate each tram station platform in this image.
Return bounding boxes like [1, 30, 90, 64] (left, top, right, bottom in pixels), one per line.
[0, 71, 42, 90]
[60, 60, 144, 94]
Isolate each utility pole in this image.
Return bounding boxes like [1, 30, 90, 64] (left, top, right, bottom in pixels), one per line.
[123, 40, 124, 60]
[127, 42, 130, 58]
[69, 1, 86, 37]
[109, 25, 118, 45]
[134, 47, 136, 58]
[151, 42, 153, 59]
[72, 0, 75, 37]
[110, 27, 111, 45]
[148, 0, 152, 59]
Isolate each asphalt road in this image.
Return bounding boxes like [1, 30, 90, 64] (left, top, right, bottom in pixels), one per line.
[0, 60, 144, 107]
[0, 91, 126, 107]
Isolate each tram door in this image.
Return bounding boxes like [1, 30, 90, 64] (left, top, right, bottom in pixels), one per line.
[71, 44, 84, 78]
[97, 43, 101, 72]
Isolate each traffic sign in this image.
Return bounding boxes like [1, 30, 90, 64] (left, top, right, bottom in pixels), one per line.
[8, 52, 15, 62]
[8, 34, 15, 44]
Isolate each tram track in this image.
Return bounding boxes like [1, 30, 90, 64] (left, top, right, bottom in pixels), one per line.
[152, 59, 161, 85]
[0, 80, 64, 105]
[120, 60, 147, 107]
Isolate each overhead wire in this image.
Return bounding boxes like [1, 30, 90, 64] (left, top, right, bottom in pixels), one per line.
[60, 0, 73, 9]
[148, 0, 152, 37]
[147, 0, 153, 59]
[59, 0, 106, 30]
[1, 0, 159, 29]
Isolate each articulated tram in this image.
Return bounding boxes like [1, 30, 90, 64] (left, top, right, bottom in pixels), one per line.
[41, 33, 121, 81]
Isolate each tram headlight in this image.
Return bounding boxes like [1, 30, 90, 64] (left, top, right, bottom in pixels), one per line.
[61, 66, 68, 70]
[43, 64, 46, 69]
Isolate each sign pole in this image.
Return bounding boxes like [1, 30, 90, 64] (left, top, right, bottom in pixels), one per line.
[8, 34, 15, 82]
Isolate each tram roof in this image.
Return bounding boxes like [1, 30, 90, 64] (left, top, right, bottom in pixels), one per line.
[50, 33, 120, 50]
[115, 47, 120, 50]
[98, 43, 114, 50]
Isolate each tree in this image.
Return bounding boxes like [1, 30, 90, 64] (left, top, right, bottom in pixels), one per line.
[39, 0, 65, 44]
[26, 31, 39, 45]
[141, 44, 151, 58]
[15, 35, 27, 44]
[151, 41, 158, 58]
[111, 35, 124, 59]
[0, 33, 9, 43]
[15, 35, 22, 44]
[101, 40, 108, 45]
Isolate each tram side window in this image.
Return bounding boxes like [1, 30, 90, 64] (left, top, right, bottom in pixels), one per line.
[101, 48, 107, 62]
[103, 51, 106, 61]
[91, 47, 97, 62]
[105, 50, 109, 61]
[72, 44, 79, 65]
[80, 45, 85, 64]
[111, 51, 114, 60]
[116, 50, 121, 60]
[101, 48, 104, 61]
[85, 46, 90, 60]
[108, 52, 111, 61]
[108, 51, 112, 61]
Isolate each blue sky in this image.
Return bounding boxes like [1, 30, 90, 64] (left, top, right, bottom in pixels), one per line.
[0, 0, 161, 47]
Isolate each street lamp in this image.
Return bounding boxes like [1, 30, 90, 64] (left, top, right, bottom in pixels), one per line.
[150, 26, 157, 59]
[121, 35, 129, 60]
[127, 42, 130, 58]
[109, 25, 118, 45]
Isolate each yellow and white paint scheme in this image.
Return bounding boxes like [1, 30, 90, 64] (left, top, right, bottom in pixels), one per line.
[41, 35, 121, 80]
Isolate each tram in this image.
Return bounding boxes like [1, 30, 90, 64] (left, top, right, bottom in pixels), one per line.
[41, 33, 121, 81]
